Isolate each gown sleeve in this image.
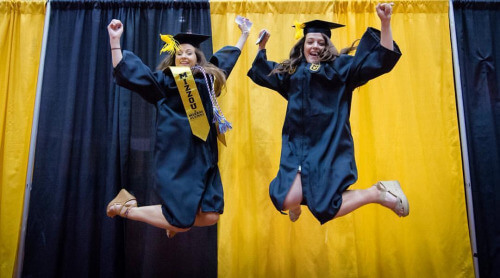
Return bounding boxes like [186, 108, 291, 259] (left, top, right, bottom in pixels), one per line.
[247, 49, 288, 99]
[113, 50, 168, 103]
[346, 27, 402, 89]
[209, 46, 242, 78]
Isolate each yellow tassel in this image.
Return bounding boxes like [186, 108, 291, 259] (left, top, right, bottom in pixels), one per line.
[294, 20, 305, 40]
[159, 34, 180, 55]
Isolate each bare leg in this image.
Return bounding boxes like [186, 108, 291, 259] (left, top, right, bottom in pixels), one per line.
[283, 173, 303, 221]
[193, 210, 220, 227]
[161, 210, 219, 239]
[334, 184, 402, 218]
[109, 204, 190, 233]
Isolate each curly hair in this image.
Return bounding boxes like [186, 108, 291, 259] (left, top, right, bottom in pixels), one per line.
[271, 34, 358, 75]
[157, 47, 227, 97]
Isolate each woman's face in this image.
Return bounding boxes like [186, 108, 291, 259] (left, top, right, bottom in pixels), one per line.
[304, 33, 326, 64]
[175, 44, 197, 67]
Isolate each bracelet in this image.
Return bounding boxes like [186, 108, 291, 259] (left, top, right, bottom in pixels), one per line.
[111, 47, 121, 50]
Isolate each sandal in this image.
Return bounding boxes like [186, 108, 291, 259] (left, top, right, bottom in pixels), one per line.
[376, 181, 409, 217]
[106, 189, 137, 218]
[288, 206, 302, 222]
[166, 229, 177, 238]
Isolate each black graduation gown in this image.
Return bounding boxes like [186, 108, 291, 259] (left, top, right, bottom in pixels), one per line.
[114, 46, 241, 228]
[247, 27, 402, 224]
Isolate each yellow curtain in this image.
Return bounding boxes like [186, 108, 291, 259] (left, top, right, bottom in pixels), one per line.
[0, 0, 45, 277]
[211, 0, 474, 277]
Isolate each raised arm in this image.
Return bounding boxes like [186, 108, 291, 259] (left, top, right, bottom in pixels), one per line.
[376, 3, 394, 51]
[257, 29, 271, 51]
[108, 19, 124, 67]
[235, 17, 251, 50]
[247, 29, 289, 98]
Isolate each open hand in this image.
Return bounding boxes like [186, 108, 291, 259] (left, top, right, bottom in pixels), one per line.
[238, 17, 251, 34]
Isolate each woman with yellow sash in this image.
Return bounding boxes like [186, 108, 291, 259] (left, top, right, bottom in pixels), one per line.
[106, 17, 250, 237]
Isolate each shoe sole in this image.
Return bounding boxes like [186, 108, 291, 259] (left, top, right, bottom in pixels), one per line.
[381, 180, 410, 217]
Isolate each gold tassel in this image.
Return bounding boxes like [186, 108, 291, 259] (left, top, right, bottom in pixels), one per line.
[294, 20, 305, 40]
[159, 34, 180, 55]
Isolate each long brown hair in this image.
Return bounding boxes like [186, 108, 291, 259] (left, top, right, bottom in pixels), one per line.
[271, 34, 358, 75]
[157, 47, 227, 96]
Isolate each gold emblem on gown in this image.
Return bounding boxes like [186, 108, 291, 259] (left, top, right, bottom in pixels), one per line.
[309, 63, 320, 72]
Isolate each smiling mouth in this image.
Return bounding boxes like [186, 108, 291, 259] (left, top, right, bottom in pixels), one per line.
[309, 55, 320, 61]
[308, 51, 320, 58]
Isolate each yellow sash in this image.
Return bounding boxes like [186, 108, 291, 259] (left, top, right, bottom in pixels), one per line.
[170, 66, 210, 141]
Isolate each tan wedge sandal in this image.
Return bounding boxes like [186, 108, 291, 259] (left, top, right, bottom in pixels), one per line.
[288, 206, 302, 222]
[106, 189, 137, 218]
[376, 181, 410, 217]
[166, 229, 177, 238]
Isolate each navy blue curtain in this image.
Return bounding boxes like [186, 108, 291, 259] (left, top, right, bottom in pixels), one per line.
[452, 1, 500, 277]
[23, 1, 217, 277]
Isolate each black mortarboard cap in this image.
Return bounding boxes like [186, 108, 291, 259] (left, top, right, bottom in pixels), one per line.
[293, 20, 344, 38]
[173, 33, 211, 48]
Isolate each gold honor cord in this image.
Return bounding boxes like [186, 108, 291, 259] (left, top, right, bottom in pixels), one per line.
[170, 66, 210, 141]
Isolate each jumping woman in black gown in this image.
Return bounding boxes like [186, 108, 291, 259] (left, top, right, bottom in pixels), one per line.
[248, 3, 409, 223]
[106, 17, 251, 237]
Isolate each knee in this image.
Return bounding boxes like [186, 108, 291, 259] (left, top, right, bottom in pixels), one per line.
[283, 191, 303, 210]
[204, 213, 220, 226]
[198, 212, 219, 226]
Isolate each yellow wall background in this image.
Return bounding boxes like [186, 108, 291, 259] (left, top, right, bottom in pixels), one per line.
[211, 0, 474, 277]
[0, 0, 46, 277]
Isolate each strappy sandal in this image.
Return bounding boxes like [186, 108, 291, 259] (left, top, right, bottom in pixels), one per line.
[106, 189, 137, 218]
[166, 229, 177, 238]
[288, 206, 302, 222]
[376, 181, 409, 217]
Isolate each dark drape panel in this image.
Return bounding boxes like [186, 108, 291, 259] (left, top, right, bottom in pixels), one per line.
[452, 1, 500, 277]
[23, 1, 216, 277]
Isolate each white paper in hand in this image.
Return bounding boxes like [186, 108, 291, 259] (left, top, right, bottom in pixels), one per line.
[235, 15, 253, 28]
[255, 30, 268, 45]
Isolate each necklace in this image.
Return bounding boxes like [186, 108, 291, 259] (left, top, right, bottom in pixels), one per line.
[192, 65, 232, 134]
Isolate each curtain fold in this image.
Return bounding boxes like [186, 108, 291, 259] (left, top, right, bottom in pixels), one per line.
[22, 0, 217, 277]
[0, 1, 45, 278]
[452, 1, 500, 277]
[211, 0, 474, 277]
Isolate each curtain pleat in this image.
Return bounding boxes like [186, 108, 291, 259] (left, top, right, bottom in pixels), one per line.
[0, 1, 45, 278]
[22, 1, 217, 277]
[211, 0, 474, 277]
[452, 1, 500, 277]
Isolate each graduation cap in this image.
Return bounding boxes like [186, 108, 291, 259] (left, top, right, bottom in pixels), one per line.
[160, 33, 211, 55]
[293, 20, 344, 39]
[173, 33, 211, 48]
